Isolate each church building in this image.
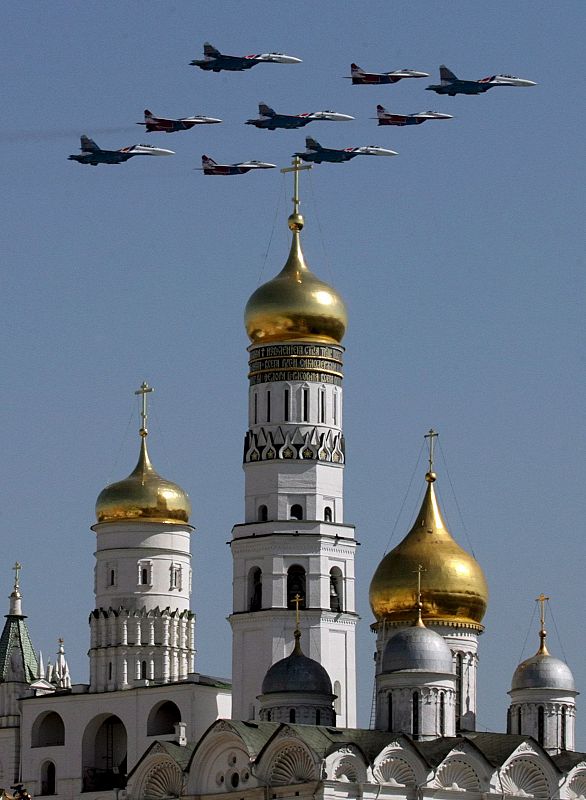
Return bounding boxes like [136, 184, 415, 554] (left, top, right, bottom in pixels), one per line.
[0, 165, 584, 800]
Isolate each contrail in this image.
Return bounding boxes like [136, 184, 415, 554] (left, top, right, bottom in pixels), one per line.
[0, 126, 135, 144]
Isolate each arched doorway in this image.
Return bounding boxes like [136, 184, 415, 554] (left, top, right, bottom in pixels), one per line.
[82, 714, 127, 791]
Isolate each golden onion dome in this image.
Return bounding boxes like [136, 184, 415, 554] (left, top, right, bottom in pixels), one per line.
[244, 212, 347, 345]
[95, 435, 191, 525]
[369, 472, 488, 629]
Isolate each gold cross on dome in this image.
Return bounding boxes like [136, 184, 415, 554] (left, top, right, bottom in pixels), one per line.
[536, 592, 550, 631]
[281, 156, 312, 215]
[134, 381, 154, 437]
[292, 593, 303, 628]
[12, 562, 21, 589]
[424, 428, 439, 473]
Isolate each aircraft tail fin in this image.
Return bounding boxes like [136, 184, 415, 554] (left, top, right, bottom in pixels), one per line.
[202, 155, 217, 167]
[258, 103, 275, 117]
[144, 109, 155, 120]
[439, 65, 458, 84]
[305, 136, 320, 151]
[376, 104, 389, 117]
[80, 135, 100, 153]
[203, 42, 220, 57]
[350, 63, 364, 74]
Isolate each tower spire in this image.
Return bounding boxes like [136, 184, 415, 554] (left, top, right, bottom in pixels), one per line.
[9, 562, 22, 616]
[536, 592, 550, 655]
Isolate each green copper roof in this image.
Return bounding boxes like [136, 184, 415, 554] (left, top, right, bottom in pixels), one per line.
[0, 615, 39, 684]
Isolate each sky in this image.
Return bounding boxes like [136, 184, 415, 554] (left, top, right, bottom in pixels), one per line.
[1, 0, 584, 746]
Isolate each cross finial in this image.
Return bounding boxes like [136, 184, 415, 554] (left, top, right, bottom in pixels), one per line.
[536, 592, 550, 654]
[134, 381, 154, 438]
[424, 429, 439, 480]
[281, 156, 312, 217]
[413, 564, 426, 626]
[12, 562, 21, 590]
[292, 593, 303, 630]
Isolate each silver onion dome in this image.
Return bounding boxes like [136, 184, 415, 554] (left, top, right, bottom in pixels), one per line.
[382, 625, 454, 674]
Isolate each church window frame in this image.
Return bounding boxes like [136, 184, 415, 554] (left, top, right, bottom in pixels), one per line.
[561, 705, 567, 749]
[32, 711, 65, 748]
[258, 504, 268, 522]
[248, 566, 263, 612]
[301, 386, 309, 422]
[439, 692, 446, 736]
[329, 567, 343, 612]
[108, 662, 113, 681]
[147, 699, 181, 736]
[537, 705, 545, 745]
[289, 709, 296, 723]
[319, 388, 326, 423]
[106, 563, 116, 587]
[287, 564, 306, 609]
[266, 389, 271, 422]
[290, 503, 303, 521]
[324, 505, 333, 522]
[170, 563, 182, 591]
[455, 652, 464, 731]
[40, 760, 56, 796]
[284, 388, 290, 422]
[138, 560, 153, 587]
[412, 691, 419, 738]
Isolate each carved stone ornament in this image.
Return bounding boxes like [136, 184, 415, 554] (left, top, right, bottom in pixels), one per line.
[432, 760, 480, 792]
[140, 760, 184, 800]
[373, 757, 416, 788]
[268, 745, 317, 785]
[500, 759, 549, 800]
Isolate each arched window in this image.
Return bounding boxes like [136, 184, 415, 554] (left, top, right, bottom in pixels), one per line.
[324, 506, 333, 522]
[290, 504, 303, 520]
[329, 567, 343, 612]
[289, 709, 296, 723]
[561, 706, 567, 749]
[258, 504, 268, 522]
[141, 567, 148, 585]
[32, 712, 65, 747]
[41, 761, 56, 796]
[412, 692, 419, 738]
[439, 692, 445, 736]
[537, 705, 544, 745]
[147, 700, 181, 736]
[287, 565, 306, 608]
[248, 567, 263, 612]
[455, 652, 463, 730]
[140, 661, 147, 680]
[388, 693, 393, 732]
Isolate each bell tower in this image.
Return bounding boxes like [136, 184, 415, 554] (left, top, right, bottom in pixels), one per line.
[229, 160, 358, 726]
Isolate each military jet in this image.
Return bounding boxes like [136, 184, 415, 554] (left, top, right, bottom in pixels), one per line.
[376, 105, 453, 126]
[198, 155, 276, 175]
[346, 63, 429, 85]
[426, 65, 537, 96]
[68, 135, 174, 166]
[294, 136, 398, 164]
[190, 42, 301, 72]
[246, 103, 354, 131]
[137, 109, 222, 133]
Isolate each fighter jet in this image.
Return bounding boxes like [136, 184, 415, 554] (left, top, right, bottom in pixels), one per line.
[68, 135, 174, 166]
[190, 42, 301, 72]
[376, 105, 453, 126]
[137, 109, 222, 133]
[426, 65, 537, 96]
[198, 155, 276, 176]
[294, 136, 398, 164]
[246, 104, 354, 131]
[346, 63, 429, 85]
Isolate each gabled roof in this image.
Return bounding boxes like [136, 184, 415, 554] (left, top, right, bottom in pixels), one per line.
[552, 749, 586, 771]
[127, 739, 197, 780]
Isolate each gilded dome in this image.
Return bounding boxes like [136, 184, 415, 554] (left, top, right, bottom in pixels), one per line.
[95, 436, 191, 524]
[369, 474, 488, 628]
[244, 213, 347, 345]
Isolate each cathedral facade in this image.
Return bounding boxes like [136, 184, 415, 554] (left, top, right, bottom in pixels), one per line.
[0, 179, 584, 800]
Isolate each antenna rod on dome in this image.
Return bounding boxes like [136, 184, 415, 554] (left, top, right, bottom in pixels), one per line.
[536, 592, 550, 654]
[281, 156, 312, 216]
[134, 381, 154, 438]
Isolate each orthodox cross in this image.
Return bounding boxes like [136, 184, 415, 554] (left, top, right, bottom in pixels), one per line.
[424, 428, 438, 473]
[536, 592, 550, 653]
[281, 156, 312, 215]
[12, 562, 21, 589]
[135, 381, 153, 437]
[292, 593, 303, 629]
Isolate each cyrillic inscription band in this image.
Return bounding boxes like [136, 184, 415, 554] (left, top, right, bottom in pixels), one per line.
[248, 343, 344, 385]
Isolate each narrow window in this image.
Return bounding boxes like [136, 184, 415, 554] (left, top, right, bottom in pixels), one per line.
[319, 390, 325, 423]
[333, 392, 338, 425]
[388, 693, 393, 732]
[249, 567, 263, 611]
[289, 709, 296, 723]
[316, 709, 321, 726]
[267, 710, 271, 722]
[254, 393, 258, 425]
[141, 567, 149, 585]
[439, 692, 445, 736]
[561, 706, 567, 749]
[517, 705, 522, 734]
[302, 388, 309, 422]
[324, 506, 333, 522]
[287, 565, 306, 608]
[412, 692, 419, 738]
[141, 660, 147, 680]
[507, 707, 511, 734]
[108, 662, 113, 681]
[537, 705, 544, 745]
[329, 567, 343, 612]
[290, 504, 303, 520]
[109, 569, 115, 586]
[455, 652, 463, 731]
[266, 389, 271, 422]
[258, 504, 268, 522]
[284, 389, 290, 422]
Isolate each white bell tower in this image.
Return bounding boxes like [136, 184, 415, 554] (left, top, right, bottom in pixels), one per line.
[229, 160, 357, 726]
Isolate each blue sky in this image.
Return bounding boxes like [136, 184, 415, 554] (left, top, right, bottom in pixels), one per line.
[1, 1, 584, 743]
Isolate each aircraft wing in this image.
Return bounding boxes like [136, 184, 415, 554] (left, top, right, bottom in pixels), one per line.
[120, 144, 175, 156]
[349, 146, 398, 157]
[308, 111, 355, 121]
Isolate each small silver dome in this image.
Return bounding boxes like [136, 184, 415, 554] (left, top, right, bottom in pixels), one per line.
[512, 653, 575, 692]
[382, 625, 453, 674]
[262, 636, 333, 696]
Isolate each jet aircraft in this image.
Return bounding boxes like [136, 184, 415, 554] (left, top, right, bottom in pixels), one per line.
[198, 155, 276, 176]
[68, 136, 174, 166]
[346, 63, 429, 85]
[246, 104, 354, 131]
[426, 65, 537, 95]
[376, 105, 453, 126]
[294, 136, 398, 164]
[190, 42, 301, 72]
[137, 109, 222, 132]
